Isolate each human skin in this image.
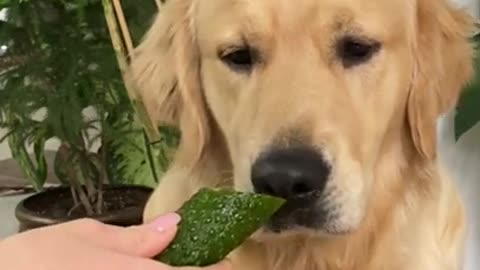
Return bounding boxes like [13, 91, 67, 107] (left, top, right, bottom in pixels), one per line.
[0, 213, 231, 270]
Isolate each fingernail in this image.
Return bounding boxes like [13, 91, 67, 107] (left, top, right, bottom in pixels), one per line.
[149, 213, 181, 232]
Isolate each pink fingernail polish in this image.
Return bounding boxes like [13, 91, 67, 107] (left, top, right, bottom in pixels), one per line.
[149, 213, 181, 232]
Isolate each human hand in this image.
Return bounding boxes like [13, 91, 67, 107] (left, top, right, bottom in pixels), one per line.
[0, 213, 231, 270]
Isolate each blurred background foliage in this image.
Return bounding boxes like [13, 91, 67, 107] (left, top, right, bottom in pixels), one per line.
[0, 0, 178, 201]
[455, 31, 480, 140]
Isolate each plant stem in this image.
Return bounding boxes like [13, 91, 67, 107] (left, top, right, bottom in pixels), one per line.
[96, 139, 108, 214]
[70, 186, 79, 207]
[79, 151, 96, 200]
[143, 131, 159, 183]
[96, 185, 103, 214]
[67, 152, 94, 216]
[78, 186, 94, 216]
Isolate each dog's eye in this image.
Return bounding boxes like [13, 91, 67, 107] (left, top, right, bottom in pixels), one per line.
[336, 37, 380, 67]
[219, 46, 256, 72]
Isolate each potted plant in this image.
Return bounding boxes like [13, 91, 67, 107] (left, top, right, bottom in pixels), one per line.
[0, 0, 179, 232]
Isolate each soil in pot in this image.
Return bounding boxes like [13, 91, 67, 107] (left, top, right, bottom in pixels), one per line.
[15, 185, 153, 232]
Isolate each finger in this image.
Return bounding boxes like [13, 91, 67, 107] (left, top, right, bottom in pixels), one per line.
[67, 213, 181, 257]
[85, 250, 171, 270]
[102, 254, 232, 270]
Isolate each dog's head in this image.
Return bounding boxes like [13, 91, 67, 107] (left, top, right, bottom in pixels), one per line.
[129, 0, 473, 237]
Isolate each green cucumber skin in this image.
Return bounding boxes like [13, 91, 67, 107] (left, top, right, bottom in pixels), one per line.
[155, 188, 285, 267]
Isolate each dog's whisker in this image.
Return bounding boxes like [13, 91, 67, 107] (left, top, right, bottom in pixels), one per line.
[213, 176, 234, 188]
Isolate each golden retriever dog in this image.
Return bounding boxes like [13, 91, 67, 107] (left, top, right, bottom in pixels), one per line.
[127, 0, 475, 269]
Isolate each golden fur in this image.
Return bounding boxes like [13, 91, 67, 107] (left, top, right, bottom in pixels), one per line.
[127, 0, 475, 269]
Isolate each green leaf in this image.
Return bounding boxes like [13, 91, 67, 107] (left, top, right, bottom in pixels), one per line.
[455, 85, 480, 140]
[32, 135, 47, 185]
[455, 38, 480, 141]
[7, 130, 47, 191]
[0, 0, 13, 10]
[104, 115, 179, 188]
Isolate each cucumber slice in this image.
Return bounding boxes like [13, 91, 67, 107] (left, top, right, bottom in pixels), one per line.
[155, 187, 285, 266]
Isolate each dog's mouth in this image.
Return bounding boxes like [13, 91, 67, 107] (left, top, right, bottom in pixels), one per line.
[259, 190, 335, 233]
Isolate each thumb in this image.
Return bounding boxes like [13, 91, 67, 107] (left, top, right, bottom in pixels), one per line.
[70, 213, 181, 258]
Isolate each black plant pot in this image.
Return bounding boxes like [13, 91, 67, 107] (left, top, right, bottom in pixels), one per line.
[15, 185, 153, 232]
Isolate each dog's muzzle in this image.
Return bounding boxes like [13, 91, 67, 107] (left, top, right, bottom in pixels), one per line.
[251, 145, 332, 231]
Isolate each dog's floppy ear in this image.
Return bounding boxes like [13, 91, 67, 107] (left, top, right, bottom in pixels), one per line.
[127, 0, 210, 166]
[407, 0, 474, 160]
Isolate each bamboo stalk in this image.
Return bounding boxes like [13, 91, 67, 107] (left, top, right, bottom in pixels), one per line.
[101, 0, 159, 141]
[112, 0, 134, 56]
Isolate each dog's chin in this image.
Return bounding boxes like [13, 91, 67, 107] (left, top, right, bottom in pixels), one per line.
[247, 190, 359, 241]
[250, 217, 355, 243]
[247, 200, 364, 243]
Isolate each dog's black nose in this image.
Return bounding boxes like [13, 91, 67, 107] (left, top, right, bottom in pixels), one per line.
[251, 146, 330, 199]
